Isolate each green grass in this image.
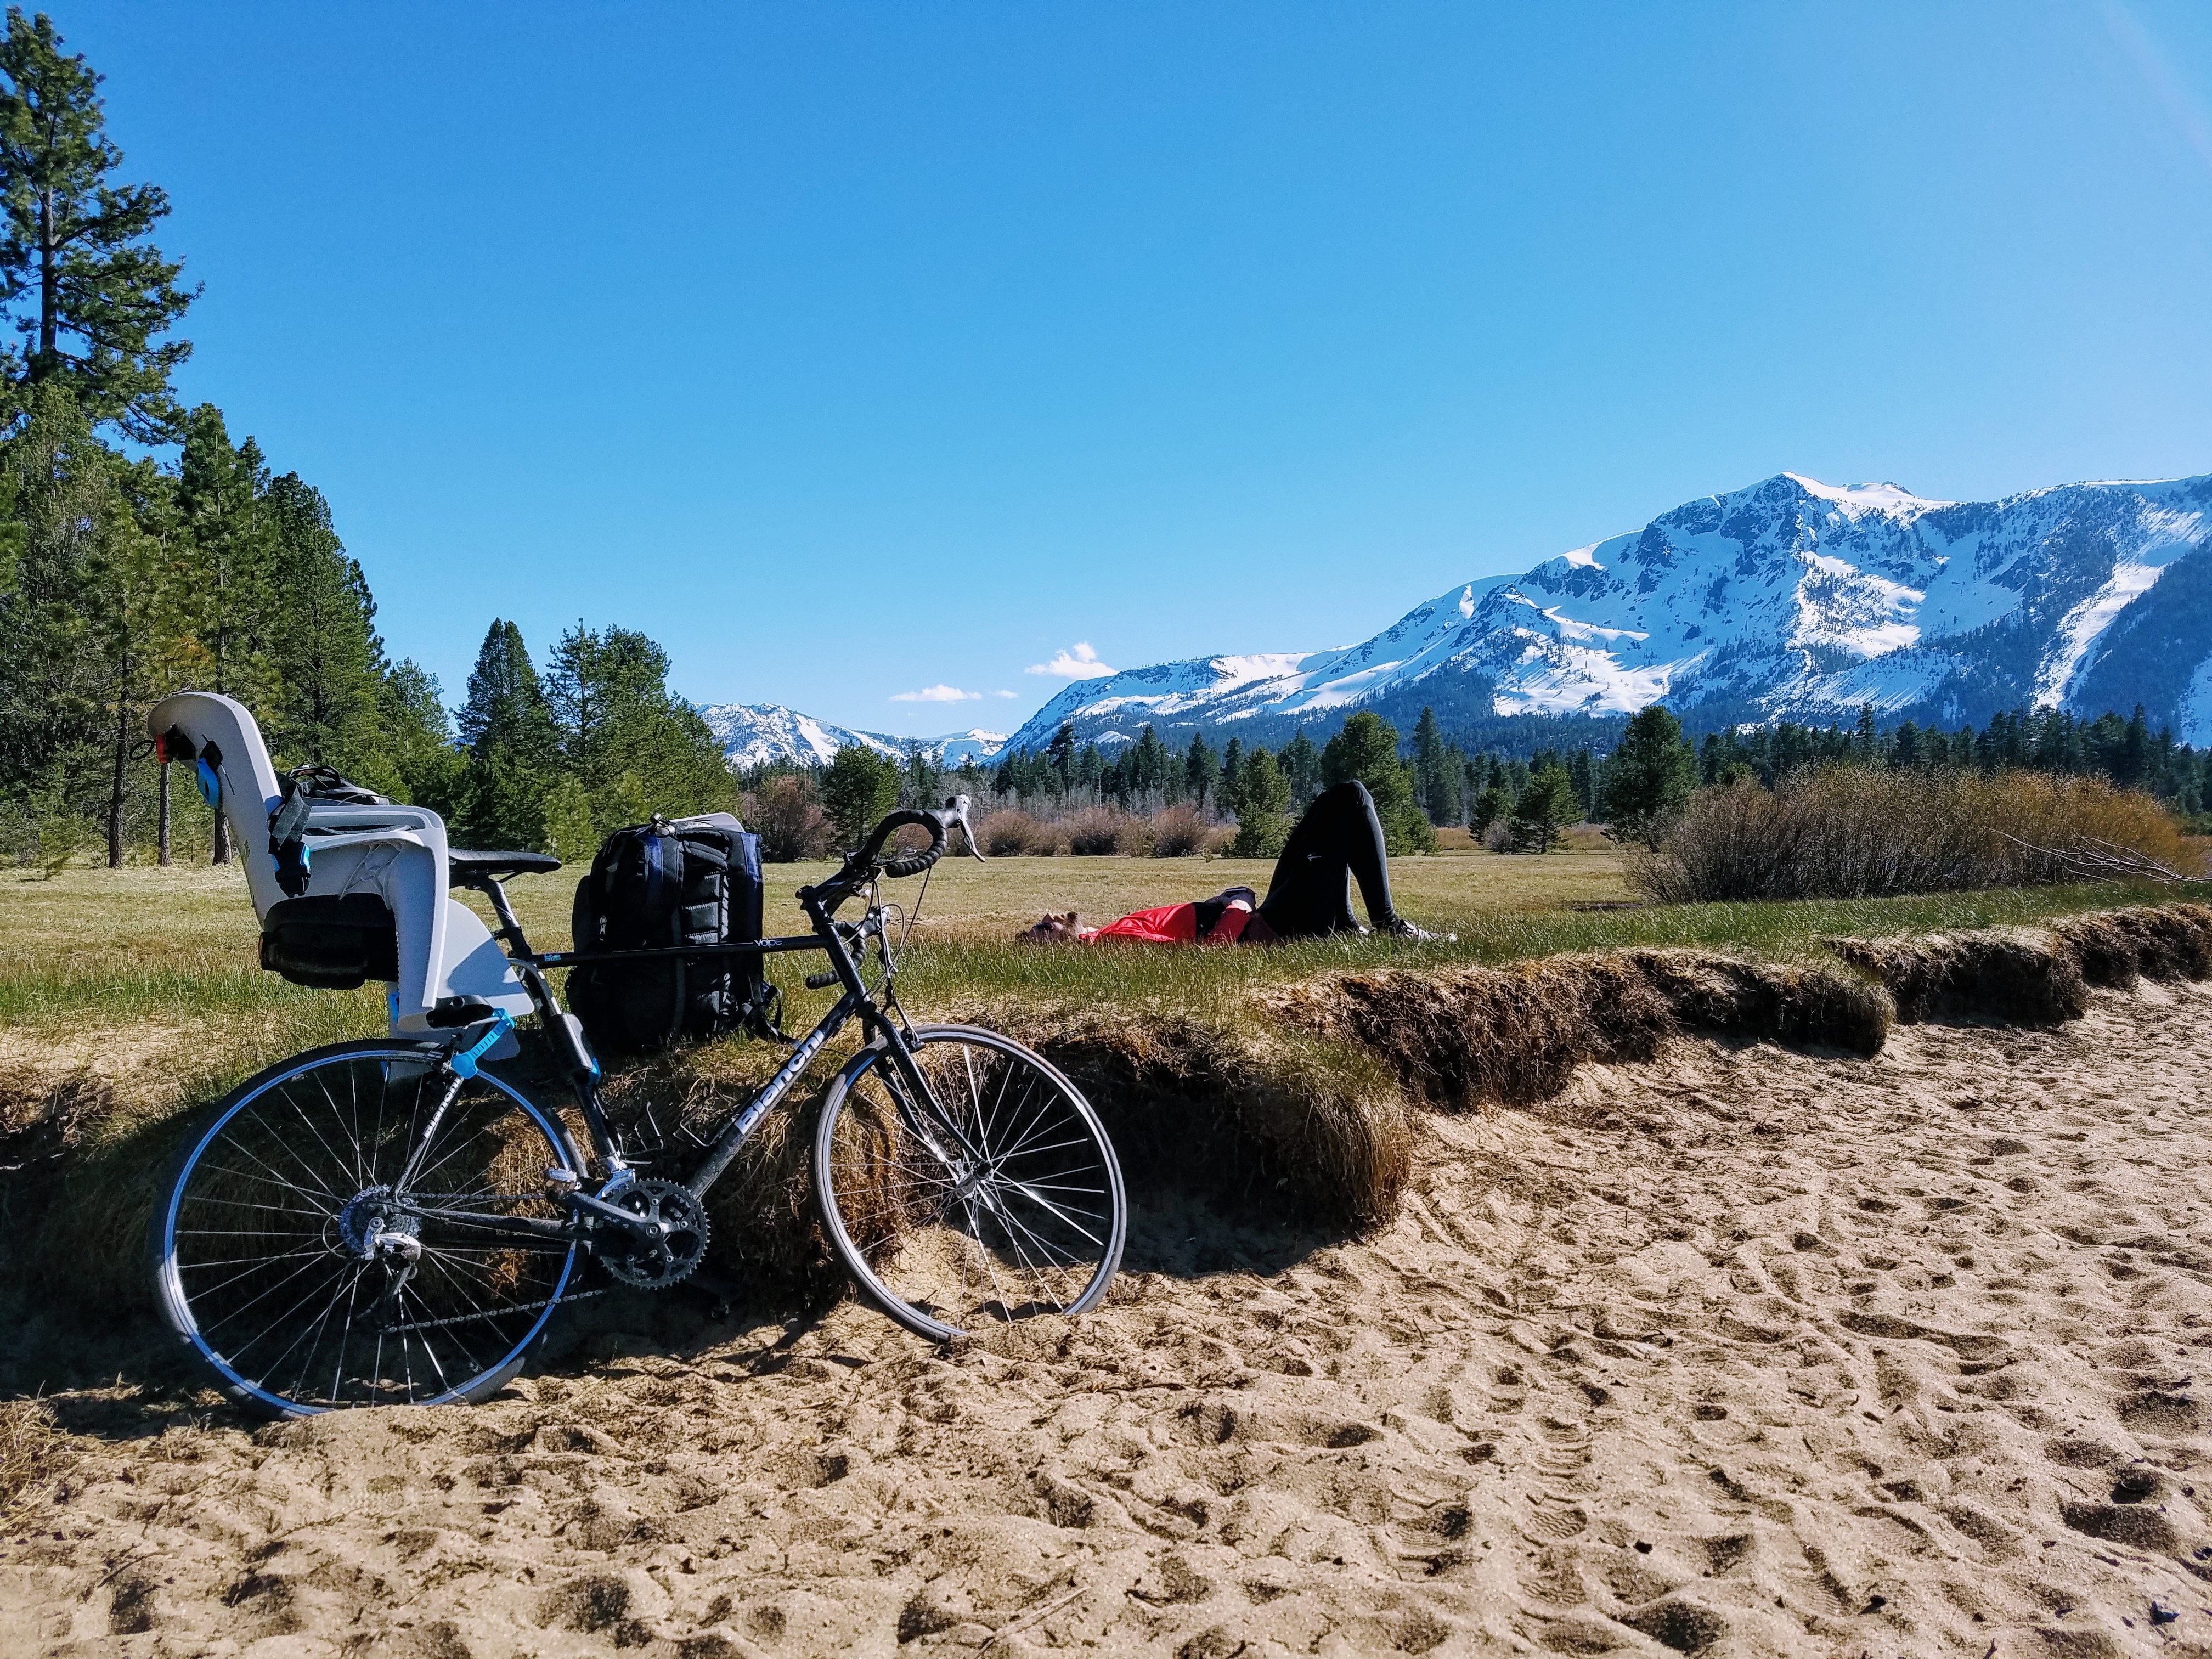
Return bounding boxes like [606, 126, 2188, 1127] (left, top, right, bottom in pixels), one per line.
[880, 876, 2212, 1024]
[3, 852, 2203, 1047]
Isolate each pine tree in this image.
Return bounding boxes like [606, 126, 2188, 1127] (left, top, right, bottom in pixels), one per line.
[545, 623, 735, 835]
[448, 620, 557, 850]
[1471, 785, 1511, 840]
[86, 460, 161, 863]
[1282, 729, 1320, 808]
[1319, 711, 1434, 853]
[1130, 724, 1169, 800]
[0, 380, 111, 856]
[1601, 704, 1696, 849]
[456, 619, 557, 765]
[173, 407, 279, 847]
[1509, 761, 1578, 853]
[821, 743, 899, 851]
[1183, 731, 1217, 811]
[904, 743, 942, 811]
[0, 9, 196, 442]
[1045, 721, 1076, 788]
[1228, 746, 1292, 858]
[375, 659, 462, 808]
[1412, 706, 1457, 824]
[262, 473, 382, 773]
[1218, 737, 1243, 813]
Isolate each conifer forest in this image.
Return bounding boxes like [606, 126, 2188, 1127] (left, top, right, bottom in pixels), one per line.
[3, 7, 2208, 880]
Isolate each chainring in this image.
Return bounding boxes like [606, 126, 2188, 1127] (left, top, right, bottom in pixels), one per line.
[601, 1178, 712, 1289]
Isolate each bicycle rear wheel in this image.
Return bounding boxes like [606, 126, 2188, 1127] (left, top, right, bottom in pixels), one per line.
[814, 1023, 1126, 1340]
[151, 1040, 583, 1416]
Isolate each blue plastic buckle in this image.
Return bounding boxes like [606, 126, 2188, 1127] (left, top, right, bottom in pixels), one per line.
[194, 758, 220, 808]
[448, 1009, 514, 1079]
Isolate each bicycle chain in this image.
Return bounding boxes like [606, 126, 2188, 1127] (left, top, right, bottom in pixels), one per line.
[387, 1283, 614, 1335]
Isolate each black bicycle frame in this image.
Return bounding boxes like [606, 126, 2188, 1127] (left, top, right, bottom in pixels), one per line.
[425, 871, 969, 1252]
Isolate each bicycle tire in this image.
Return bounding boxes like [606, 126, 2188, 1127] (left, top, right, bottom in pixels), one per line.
[150, 1039, 584, 1417]
[814, 1023, 1126, 1340]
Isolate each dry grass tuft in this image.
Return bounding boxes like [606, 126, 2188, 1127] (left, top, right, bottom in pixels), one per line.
[973, 1006, 1414, 1232]
[0, 1071, 115, 1224]
[1639, 769, 2196, 904]
[0, 1397, 76, 1515]
[1828, 902, 2212, 1026]
[2052, 903, 2212, 988]
[1825, 930, 2087, 1026]
[1265, 950, 1890, 1111]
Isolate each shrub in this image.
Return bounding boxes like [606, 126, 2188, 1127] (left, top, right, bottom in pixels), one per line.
[1635, 768, 2197, 904]
[980, 809, 1058, 856]
[1062, 805, 1142, 856]
[1149, 805, 1210, 857]
[748, 774, 831, 861]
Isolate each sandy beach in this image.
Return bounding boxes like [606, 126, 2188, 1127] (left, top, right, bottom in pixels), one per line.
[7, 979, 2212, 1657]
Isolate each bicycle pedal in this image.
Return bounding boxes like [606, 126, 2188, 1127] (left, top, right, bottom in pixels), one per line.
[544, 1166, 580, 1192]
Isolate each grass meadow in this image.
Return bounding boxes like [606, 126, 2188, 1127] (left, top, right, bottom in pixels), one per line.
[4, 846, 2204, 1107]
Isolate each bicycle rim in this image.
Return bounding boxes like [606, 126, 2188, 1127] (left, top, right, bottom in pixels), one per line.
[154, 1043, 580, 1414]
[815, 1025, 1126, 1340]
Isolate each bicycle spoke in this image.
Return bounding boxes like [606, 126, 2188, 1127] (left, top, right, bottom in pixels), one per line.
[816, 1029, 1123, 1340]
[159, 1048, 578, 1414]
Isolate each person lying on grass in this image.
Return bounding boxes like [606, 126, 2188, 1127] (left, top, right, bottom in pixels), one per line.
[1022, 781, 1451, 945]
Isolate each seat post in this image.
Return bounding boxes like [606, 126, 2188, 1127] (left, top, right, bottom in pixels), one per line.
[472, 876, 534, 957]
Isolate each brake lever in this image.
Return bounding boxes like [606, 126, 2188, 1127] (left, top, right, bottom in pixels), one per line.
[943, 793, 985, 861]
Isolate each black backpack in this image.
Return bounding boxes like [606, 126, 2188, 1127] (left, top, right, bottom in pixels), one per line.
[566, 812, 778, 1053]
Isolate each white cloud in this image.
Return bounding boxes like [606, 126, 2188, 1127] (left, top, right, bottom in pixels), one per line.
[1026, 641, 1116, 679]
[891, 684, 982, 703]
[991, 689, 1017, 698]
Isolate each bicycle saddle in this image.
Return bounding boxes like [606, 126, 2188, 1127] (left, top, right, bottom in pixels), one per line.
[447, 848, 563, 882]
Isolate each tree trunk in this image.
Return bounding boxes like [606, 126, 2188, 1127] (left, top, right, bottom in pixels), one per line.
[37, 190, 55, 369]
[212, 804, 231, 864]
[107, 675, 129, 867]
[158, 760, 171, 866]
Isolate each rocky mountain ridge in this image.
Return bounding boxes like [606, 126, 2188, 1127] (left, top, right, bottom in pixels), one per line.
[698, 702, 1005, 769]
[1006, 470, 2212, 750]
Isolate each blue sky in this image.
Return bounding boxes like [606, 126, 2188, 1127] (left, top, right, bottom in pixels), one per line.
[55, 1, 2212, 736]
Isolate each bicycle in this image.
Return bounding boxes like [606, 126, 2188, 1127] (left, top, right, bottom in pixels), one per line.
[149, 797, 1127, 1417]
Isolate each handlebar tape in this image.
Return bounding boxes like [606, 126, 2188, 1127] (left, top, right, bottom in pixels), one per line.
[870, 809, 947, 878]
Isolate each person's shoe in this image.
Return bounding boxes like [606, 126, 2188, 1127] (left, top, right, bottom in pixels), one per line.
[1382, 917, 1454, 943]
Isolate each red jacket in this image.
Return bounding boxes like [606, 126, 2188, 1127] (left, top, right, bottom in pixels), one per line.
[1084, 902, 1254, 945]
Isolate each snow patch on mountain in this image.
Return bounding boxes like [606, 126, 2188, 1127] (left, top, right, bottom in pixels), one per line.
[698, 703, 1005, 769]
[1005, 470, 2212, 752]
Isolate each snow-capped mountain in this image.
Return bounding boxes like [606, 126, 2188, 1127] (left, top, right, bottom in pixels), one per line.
[698, 702, 1005, 769]
[1007, 471, 2212, 749]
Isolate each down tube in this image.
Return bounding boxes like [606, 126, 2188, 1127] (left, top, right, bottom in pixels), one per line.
[683, 996, 857, 1198]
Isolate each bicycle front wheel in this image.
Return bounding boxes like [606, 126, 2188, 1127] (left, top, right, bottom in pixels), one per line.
[814, 1023, 1126, 1340]
[151, 1040, 583, 1416]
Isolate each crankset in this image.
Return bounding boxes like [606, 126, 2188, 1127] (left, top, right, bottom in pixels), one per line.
[599, 1178, 712, 1290]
